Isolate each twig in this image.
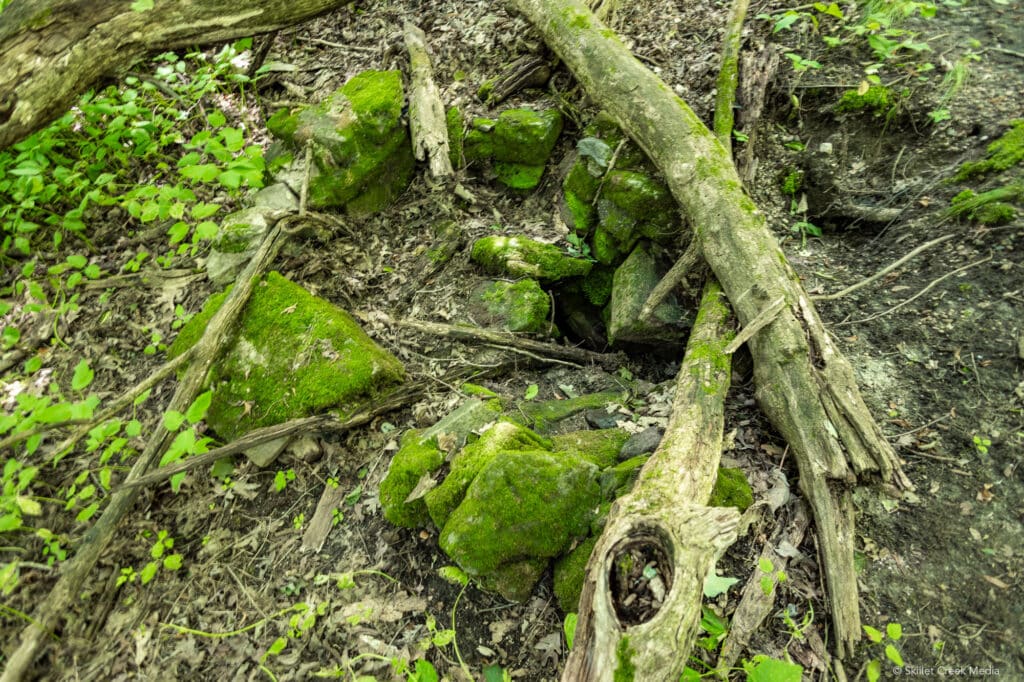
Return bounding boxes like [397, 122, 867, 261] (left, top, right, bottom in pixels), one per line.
[403, 22, 455, 180]
[590, 138, 627, 206]
[118, 386, 423, 492]
[294, 36, 377, 53]
[840, 253, 992, 325]
[813, 233, 955, 302]
[713, 0, 750, 156]
[988, 45, 1024, 60]
[723, 297, 785, 354]
[638, 238, 701, 322]
[299, 144, 313, 217]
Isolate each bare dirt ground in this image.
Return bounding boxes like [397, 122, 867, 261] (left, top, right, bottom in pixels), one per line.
[2, 0, 1022, 680]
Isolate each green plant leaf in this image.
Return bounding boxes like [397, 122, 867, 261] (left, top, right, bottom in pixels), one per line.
[71, 360, 94, 391]
[180, 164, 220, 182]
[886, 622, 902, 641]
[207, 110, 227, 128]
[130, 0, 154, 11]
[744, 655, 803, 682]
[163, 553, 183, 570]
[438, 565, 469, 587]
[162, 410, 186, 432]
[866, 659, 882, 682]
[140, 561, 158, 584]
[416, 660, 440, 682]
[703, 573, 739, 598]
[191, 202, 221, 219]
[885, 644, 904, 667]
[563, 613, 578, 649]
[185, 390, 213, 424]
[863, 625, 884, 643]
[524, 384, 539, 400]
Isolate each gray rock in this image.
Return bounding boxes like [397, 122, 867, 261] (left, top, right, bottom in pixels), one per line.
[618, 426, 664, 460]
[584, 408, 620, 430]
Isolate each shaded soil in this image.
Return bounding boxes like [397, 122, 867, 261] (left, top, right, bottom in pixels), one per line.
[2, 0, 1022, 680]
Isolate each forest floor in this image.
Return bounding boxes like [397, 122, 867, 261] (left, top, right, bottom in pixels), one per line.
[2, 0, 1022, 680]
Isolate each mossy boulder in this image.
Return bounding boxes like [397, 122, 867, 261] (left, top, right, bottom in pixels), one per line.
[581, 267, 614, 307]
[425, 419, 550, 528]
[709, 467, 754, 511]
[602, 170, 679, 243]
[554, 535, 598, 612]
[470, 279, 551, 333]
[169, 272, 405, 442]
[265, 70, 413, 213]
[561, 159, 601, 234]
[439, 449, 600, 601]
[607, 242, 688, 345]
[205, 207, 276, 285]
[591, 226, 625, 266]
[471, 235, 592, 282]
[380, 430, 445, 527]
[460, 109, 563, 189]
[599, 455, 649, 499]
[552, 429, 630, 469]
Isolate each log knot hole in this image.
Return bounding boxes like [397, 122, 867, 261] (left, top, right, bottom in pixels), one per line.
[610, 534, 673, 626]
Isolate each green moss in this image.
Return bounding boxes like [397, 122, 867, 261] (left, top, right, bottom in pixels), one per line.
[608, 242, 687, 345]
[492, 108, 564, 165]
[582, 266, 614, 307]
[600, 455, 649, 499]
[463, 118, 496, 161]
[974, 201, 1016, 225]
[494, 161, 546, 189]
[835, 86, 894, 117]
[554, 536, 598, 612]
[471, 235, 593, 281]
[438, 449, 600, 601]
[615, 637, 637, 682]
[955, 119, 1024, 180]
[425, 419, 550, 527]
[709, 467, 753, 511]
[461, 383, 499, 398]
[552, 429, 629, 469]
[603, 171, 674, 221]
[781, 169, 804, 196]
[341, 70, 405, 143]
[266, 107, 299, 141]
[591, 226, 624, 266]
[516, 390, 625, 433]
[446, 106, 465, 169]
[478, 279, 551, 332]
[307, 127, 414, 210]
[380, 430, 445, 527]
[168, 273, 404, 441]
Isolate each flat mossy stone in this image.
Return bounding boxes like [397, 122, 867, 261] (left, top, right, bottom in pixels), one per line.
[380, 430, 445, 528]
[552, 429, 629, 469]
[582, 113, 648, 171]
[464, 117, 496, 161]
[169, 272, 405, 442]
[601, 170, 680, 246]
[438, 449, 600, 601]
[562, 160, 601, 234]
[554, 535, 598, 612]
[492, 108, 563, 166]
[596, 199, 641, 252]
[516, 390, 625, 433]
[608, 242, 687, 345]
[709, 467, 754, 511]
[307, 128, 414, 210]
[471, 279, 551, 333]
[494, 161, 546, 189]
[424, 419, 551, 528]
[460, 383, 500, 399]
[421, 397, 503, 451]
[471, 235, 592, 282]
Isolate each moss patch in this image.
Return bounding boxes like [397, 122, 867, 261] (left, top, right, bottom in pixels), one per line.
[491, 108, 564, 165]
[835, 85, 895, 117]
[709, 467, 754, 511]
[553, 535, 598, 612]
[473, 279, 551, 333]
[169, 272, 404, 441]
[446, 106, 464, 169]
[380, 430, 445, 527]
[955, 119, 1024, 181]
[552, 428, 629, 469]
[471, 235, 593, 282]
[516, 390, 625, 433]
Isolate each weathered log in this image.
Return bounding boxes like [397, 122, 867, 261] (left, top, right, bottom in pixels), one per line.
[403, 21, 455, 180]
[563, 281, 739, 682]
[507, 0, 910, 657]
[0, 0, 349, 150]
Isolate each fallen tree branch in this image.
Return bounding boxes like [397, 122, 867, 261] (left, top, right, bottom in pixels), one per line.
[403, 21, 455, 181]
[0, 0, 351, 150]
[564, 281, 739, 682]
[638, 238, 701, 322]
[712, 0, 750, 158]
[393, 317, 625, 368]
[118, 386, 424, 492]
[0, 219, 290, 682]
[508, 0, 911, 657]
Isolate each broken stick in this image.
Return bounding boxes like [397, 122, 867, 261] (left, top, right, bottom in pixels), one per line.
[403, 21, 455, 181]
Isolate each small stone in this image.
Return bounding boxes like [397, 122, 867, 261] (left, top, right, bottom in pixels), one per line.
[618, 426, 663, 460]
[818, 142, 833, 154]
[584, 408, 620, 430]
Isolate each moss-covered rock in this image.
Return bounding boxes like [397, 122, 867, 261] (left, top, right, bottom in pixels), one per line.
[554, 535, 598, 612]
[591, 226, 624, 266]
[169, 272, 405, 442]
[562, 160, 602, 234]
[973, 201, 1017, 225]
[834, 85, 895, 117]
[463, 117, 496, 161]
[607, 242, 688, 345]
[380, 430, 445, 527]
[266, 70, 413, 213]
[492, 108, 564, 165]
[439, 449, 600, 601]
[552, 428, 629, 469]
[425, 419, 550, 528]
[471, 235, 592, 282]
[581, 266, 614, 307]
[709, 467, 754, 511]
[494, 161, 546, 190]
[471, 279, 551, 333]
[205, 207, 276, 285]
